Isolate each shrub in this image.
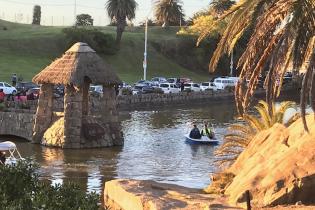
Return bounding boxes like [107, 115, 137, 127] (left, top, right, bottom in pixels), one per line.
[152, 88, 164, 94]
[62, 27, 117, 55]
[121, 88, 132, 96]
[0, 159, 100, 210]
[0, 102, 5, 111]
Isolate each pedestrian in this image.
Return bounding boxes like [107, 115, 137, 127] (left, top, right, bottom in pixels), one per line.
[180, 82, 184, 92]
[11, 73, 17, 87]
[0, 89, 5, 103]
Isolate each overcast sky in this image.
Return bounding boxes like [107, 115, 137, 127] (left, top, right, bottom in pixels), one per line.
[0, 0, 210, 26]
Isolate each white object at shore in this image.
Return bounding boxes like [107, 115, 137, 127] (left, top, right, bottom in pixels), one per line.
[0, 141, 24, 165]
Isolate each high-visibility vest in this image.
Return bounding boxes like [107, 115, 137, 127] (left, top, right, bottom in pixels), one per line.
[202, 128, 212, 135]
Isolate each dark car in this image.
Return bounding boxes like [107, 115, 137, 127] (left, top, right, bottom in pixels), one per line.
[16, 82, 39, 93]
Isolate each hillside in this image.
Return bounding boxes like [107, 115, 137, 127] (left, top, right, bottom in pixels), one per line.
[0, 20, 210, 83]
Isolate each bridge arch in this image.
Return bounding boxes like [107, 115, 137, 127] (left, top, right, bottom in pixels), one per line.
[0, 112, 35, 141]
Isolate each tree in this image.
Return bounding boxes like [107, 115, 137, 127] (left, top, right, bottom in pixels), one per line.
[32, 5, 41, 25]
[215, 101, 297, 167]
[154, 0, 185, 26]
[75, 14, 94, 26]
[199, 0, 315, 130]
[210, 0, 235, 17]
[106, 0, 138, 47]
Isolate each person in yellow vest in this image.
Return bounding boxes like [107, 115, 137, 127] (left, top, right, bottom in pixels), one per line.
[201, 123, 214, 139]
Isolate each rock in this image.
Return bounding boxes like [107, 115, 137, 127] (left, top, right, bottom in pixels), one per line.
[223, 114, 315, 208]
[104, 179, 239, 210]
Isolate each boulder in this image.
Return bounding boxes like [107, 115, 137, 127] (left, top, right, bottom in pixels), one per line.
[104, 179, 239, 210]
[224, 114, 315, 207]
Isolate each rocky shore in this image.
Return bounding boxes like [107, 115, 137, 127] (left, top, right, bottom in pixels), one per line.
[104, 114, 315, 209]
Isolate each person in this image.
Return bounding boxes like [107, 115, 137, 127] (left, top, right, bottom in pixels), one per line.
[180, 82, 184, 92]
[201, 123, 214, 139]
[0, 151, 6, 165]
[189, 124, 202, 139]
[11, 73, 17, 87]
[0, 89, 5, 103]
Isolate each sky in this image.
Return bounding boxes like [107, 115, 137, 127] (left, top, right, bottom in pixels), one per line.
[0, 0, 210, 26]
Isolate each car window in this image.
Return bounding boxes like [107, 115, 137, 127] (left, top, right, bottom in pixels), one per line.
[184, 84, 191, 87]
[4, 83, 11, 87]
[160, 84, 169, 88]
[193, 84, 199, 87]
[0, 83, 3, 87]
[202, 83, 209, 86]
[216, 80, 221, 83]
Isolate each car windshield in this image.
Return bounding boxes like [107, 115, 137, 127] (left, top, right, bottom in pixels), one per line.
[193, 84, 199, 87]
[89, 87, 96, 91]
[160, 84, 169, 88]
[184, 84, 191, 87]
[167, 79, 175, 83]
[202, 83, 209, 86]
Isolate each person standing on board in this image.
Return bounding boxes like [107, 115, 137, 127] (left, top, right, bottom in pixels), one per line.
[11, 73, 17, 87]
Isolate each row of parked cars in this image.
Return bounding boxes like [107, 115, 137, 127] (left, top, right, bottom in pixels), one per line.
[130, 76, 240, 95]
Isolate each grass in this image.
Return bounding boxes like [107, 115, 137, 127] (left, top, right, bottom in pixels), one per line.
[0, 20, 208, 84]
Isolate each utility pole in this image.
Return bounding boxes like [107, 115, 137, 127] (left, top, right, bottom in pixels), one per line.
[74, 0, 77, 25]
[143, 18, 148, 81]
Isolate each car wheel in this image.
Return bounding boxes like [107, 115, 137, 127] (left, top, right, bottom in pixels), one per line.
[12, 90, 16, 94]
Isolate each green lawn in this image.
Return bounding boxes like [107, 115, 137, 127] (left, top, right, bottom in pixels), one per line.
[0, 20, 207, 83]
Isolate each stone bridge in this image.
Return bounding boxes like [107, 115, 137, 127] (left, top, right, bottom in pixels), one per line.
[0, 111, 35, 141]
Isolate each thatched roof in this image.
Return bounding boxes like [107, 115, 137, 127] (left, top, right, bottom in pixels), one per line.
[33, 42, 121, 86]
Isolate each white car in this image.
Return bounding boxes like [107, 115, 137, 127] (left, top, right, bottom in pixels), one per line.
[159, 83, 180, 94]
[200, 82, 218, 91]
[89, 85, 103, 94]
[213, 77, 239, 90]
[151, 77, 167, 86]
[0, 82, 17, 95]
[183, 83, 201, 92]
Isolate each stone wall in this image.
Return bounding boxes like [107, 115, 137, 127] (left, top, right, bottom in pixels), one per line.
[0, 111, 35, 140]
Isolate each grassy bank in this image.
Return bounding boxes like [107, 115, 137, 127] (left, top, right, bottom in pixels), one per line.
[0, 20, 209, 83]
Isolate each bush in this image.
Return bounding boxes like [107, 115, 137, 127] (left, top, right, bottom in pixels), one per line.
[0, 160, 100, 210]
[153, 88, 164, 94]
[121, 88, 132, 96]
[62, 27, 117, 55]
[0, 102, 5, 111]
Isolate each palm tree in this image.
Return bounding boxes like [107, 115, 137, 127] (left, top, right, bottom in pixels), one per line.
[198, 0, 315, 130]
[154, 0, 185, 26]
[215, 100, 297, 166]
[106, 0, 138, 46]
[210, 0, 235, 17]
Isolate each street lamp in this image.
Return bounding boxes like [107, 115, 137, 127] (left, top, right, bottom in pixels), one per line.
[143, 18, 148, 81]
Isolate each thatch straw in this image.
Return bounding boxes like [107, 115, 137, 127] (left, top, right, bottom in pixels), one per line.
[33, 42, 122, 86]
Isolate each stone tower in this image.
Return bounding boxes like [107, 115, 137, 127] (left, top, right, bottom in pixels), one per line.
[32, 42, 123, 149]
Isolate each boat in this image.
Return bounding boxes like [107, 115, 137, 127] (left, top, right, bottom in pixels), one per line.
[185, 134, 219, 145]
[0, 141, 24, 165]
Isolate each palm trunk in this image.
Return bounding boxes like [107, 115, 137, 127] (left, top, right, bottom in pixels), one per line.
[116, 16, 127, 47]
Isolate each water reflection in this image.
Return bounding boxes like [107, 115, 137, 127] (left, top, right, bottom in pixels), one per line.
[5, 102, 237, 194]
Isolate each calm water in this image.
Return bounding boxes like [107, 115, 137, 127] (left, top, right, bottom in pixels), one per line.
[8, 102, 238, 194]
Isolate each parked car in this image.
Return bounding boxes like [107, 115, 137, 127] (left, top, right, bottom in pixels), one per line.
[159, 83, 180, 94]
[283, 72, 293, 84]
[200, 82, 218, 91]
[16, 82, 38, 93]
[151, 77, 167, 86]
[90, 85, 103, 94]
[0, 82, 17, 95]
[132, 85, 156, 95]
[167, 78, 180, 87]
[179, 78, 193, 84]
[134, 80, 153, 87]
[26, 87, 40, 100]
[183, 83, 201, 92]
[213, 77, 239, 90]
